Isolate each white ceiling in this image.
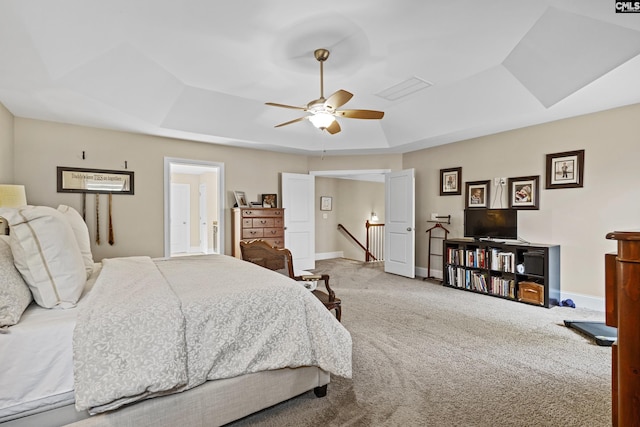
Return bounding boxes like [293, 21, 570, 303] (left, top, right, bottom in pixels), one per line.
[1, 0, 640, 156]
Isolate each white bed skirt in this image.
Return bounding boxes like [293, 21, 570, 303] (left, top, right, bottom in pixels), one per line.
[2, 367, 330, 427]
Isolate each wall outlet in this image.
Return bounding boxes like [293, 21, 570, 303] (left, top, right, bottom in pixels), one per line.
[431, 212, 439, 221]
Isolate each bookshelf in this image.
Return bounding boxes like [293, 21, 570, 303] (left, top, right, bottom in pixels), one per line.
[443, 238, 560, 308]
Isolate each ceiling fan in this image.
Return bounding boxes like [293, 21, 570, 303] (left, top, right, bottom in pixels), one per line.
[266, 48, 384, 135]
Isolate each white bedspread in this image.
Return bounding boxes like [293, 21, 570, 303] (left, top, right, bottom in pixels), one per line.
[0, 263, 101, 423]
[73, 254, 352, 415]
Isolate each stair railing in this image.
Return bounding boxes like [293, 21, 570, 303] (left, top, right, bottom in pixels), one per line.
[337, 223, 377, 261]
[337, 222, 385, 262]
[365, 220, 385, 262]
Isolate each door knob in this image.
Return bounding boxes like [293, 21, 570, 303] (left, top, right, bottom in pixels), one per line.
[407, 227, 412, 231]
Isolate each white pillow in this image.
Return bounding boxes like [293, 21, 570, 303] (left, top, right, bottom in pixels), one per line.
[0, 235, 32, 326]
[0, 206, 86, 309]
[57, 204, 94, 279]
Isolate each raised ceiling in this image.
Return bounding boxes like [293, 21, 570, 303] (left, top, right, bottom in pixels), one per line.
[1, 0, 639, 155]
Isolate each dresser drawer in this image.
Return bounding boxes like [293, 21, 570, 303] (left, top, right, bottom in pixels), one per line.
[518, 281, 544, 305]
[252, 218, 275, 227]
[262, 238, 285, 248]
[242, 228, 264, 239]
[263, 227, 283, 238]
[243, 209, 284, 218]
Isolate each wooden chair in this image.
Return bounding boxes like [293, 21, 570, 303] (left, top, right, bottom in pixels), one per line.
[239, 239, 341, 321]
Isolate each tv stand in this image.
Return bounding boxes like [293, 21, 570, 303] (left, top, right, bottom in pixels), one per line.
[443, 238, 560, 308]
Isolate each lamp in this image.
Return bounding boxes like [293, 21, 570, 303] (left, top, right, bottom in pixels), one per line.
[0, 184, 27, 234]
[0, 185, 27, 207]
[308, 112, 336, 129]
[371, 212, 379, 222]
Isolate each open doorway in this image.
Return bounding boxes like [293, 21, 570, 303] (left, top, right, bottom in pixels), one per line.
[310, 169, 388, 261]
[163, 158, 225, 257]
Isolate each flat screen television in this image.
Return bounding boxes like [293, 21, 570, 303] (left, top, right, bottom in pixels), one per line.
[464, 208, 517, 240]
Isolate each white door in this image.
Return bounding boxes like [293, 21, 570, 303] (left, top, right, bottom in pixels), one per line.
[170, 183, 190, 254]
[384, 169, 415, 277]
[282, 173, 315, 271]
[199, 184, 208, 253]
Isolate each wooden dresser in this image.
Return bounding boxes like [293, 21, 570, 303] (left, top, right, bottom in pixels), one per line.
[605, 231, 640, 427]
[232, 208, 285, 258]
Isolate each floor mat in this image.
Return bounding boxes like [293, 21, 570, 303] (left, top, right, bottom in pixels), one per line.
[564, 320, 617, 346]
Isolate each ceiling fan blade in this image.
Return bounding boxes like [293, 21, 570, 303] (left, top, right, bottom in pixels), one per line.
[325, 120, 341, 134]
[266, 102, 306, 111]
[336, 109, 384, 120]
[274, 116, 308, 128]
[324, 90, 353, 110]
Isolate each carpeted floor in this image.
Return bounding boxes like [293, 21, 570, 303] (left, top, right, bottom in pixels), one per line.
[230, 258, 611, 427]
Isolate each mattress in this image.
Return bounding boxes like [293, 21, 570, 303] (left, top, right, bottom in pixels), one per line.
[0, 265, 101, 423]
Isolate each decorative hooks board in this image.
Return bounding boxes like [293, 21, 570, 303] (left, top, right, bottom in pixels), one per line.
[56, 166, 134, 194]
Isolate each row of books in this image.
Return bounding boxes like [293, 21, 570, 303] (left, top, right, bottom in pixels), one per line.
[446, 247, 516, 273]
[489, 277, 516, 298]
[446, 266, 515, 298]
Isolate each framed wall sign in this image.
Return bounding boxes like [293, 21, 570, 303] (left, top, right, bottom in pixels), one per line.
[440, 167, 462, 196]
[465, 180, 490, 209]
[320, 196, 332, 211]
[545, 149, 584, 189]
[57, 167, 134, 194]
[509, 175, 540, 210]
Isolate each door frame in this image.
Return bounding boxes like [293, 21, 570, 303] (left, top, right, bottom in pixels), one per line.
[163, 157, 225, 258]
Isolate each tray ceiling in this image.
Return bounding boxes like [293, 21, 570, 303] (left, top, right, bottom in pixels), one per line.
[1, 0, 639, 155]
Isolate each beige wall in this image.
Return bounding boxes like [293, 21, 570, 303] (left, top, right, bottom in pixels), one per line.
[7, 103, 640, 304]
[13, 118, 308, 261]
[404, 103, 640, 304]
[315, 177, 340, 255]
[308, 153, 402, 172]
[0, 103, 14, 183]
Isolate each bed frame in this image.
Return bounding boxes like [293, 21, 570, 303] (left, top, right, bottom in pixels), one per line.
[3, 367, 329, 427]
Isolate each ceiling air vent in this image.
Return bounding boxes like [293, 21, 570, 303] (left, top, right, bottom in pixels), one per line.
[376, 77, 433, 101]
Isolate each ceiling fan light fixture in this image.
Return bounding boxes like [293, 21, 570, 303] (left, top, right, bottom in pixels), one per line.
[309, 112, 335, 129]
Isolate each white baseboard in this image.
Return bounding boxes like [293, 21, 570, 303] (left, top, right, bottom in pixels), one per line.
[416, 266, 443, 280]
[316, 251, 344, 261]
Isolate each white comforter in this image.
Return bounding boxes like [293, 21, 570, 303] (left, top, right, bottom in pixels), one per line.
[73, 255, 352, 414]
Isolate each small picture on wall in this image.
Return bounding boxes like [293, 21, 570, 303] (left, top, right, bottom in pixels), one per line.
[465, 180, 490, 209]
[508, 176, 539, 210]
[262, 193, 277, 208]
[545, 149, 584, 189]
[440, 167, 462, 196]
[320, 196, 332, 211]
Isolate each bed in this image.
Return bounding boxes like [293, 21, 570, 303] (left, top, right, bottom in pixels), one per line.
[0, 205, 352, 426]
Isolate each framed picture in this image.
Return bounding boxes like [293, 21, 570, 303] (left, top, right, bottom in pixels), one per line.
[440, 167, 462, 196]
[57, 166, 134, 194]
[233, 191, 248, 208]
[545, 149, 584, 189]
[262, 193, 277, 208]
[508, 176, 540, 210]
[465, 180, 490, 209]
[320, 196, 332, 211]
